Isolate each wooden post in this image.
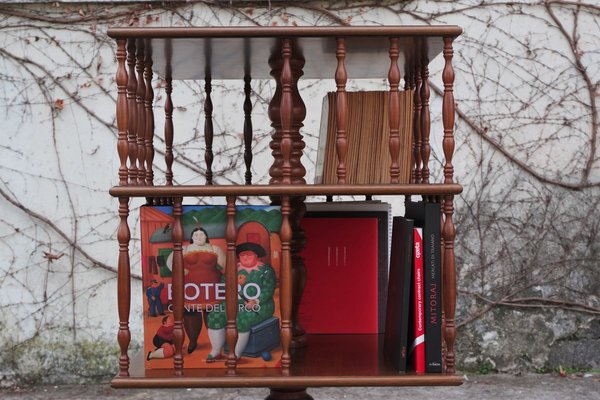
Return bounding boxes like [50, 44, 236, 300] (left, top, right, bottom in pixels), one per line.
[413, 46, 423, 184]
[335, 37, 348, 184]
[280, 39, 293, 185]
[243, 75, 253, 185]
[204, 76, 214, 185]
[388, 37, 401, 184]
[442, 36, 457, 374]
[280, 195, 292, 372]
[144, 39, 155, 191]
[136, 39, 146, 186]
[116, 39, 129, 187]
[126, 39, 138, 185]
[420, 46, 431, 184]
[164, 75, 174, 189]
[225, 196, 238, 373]
[171, 197, 184, 375]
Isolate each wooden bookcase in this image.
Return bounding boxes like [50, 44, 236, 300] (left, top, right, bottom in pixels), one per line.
[107, 26, 463, 398]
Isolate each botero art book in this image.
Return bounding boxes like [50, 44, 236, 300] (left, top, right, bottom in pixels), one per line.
[140, 205, 283, 369]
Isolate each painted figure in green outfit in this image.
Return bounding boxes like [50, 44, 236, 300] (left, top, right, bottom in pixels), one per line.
[206, 242, 276, 362]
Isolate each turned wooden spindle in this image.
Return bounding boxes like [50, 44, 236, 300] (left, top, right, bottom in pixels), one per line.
[144, 39, 155, 191]
[388, 37, 401, 184]
[116, 197, 131, 376]
[243, 75, 253, 185]
[413, 49, 423, 184]
[280, 39, 293, 185]
[116, 39, 129, 187]
[164, 76, 174, 187]
[171, 197, 184, 375]
[225, 196, 238, 373]
[126, 39, 138, 185]
[280, 195, 293, 372]
[204, 76, 214, 185]
[420, 49, 431, 185]
[335, 37, 348, 184]
[442, 36, 457, 374]
[405, 59, 415, 183]
[136, 39, 146, 185]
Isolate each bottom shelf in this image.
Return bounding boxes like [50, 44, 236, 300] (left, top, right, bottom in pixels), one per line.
[112, 334, 463, 388]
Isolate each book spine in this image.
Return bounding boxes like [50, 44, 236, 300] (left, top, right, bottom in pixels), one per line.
[424, 204, 442, 372]
[409, 227, 425, 373]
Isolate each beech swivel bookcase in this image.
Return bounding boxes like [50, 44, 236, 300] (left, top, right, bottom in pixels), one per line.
[107, 26, 463, 397]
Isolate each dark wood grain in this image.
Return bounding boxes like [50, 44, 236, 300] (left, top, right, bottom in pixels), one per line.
[117, 197, 131, 376]
[335, 37, 348, 184]
[280, 39, 293, 185]
[136, 39, 147, 186]
[126, 38, 138, 185]
[420, 46, 431, 184]
[116, 39, 128, 186]
[144, 39, 155, 190]
[171, 197, 184, 375]
[243, 75, 253, 185]
[442, 37, 457, 374]
[112, 335, 463, 388]
[225, 196, 238, 373]
[164, 75, 174, 188]
[280, 196, 293, 373]
[413, 47, 423, 184]
[387, 37, 401, 183]
[204, 76, 214, 185]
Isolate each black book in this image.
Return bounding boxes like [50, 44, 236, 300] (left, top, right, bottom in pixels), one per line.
[383, 217, 414, 372]
[405, 200, 442, 373]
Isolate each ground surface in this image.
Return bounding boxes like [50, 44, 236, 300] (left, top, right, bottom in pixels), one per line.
[2, 374, 599, 399]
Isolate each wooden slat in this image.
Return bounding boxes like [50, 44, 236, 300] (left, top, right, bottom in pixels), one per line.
[387, 37, 401, 183]
[136, 39, 147, 185]
[280, 196, 292, 373]
[108, 26, 463, 39]
[126, 38, 138, 185]
[420, 46, 431, 184]
[110, 183, 463, 197]
[116, 39, 129, 186]
[204, 76, 214, 185]
[243, 75, 253, 185]
[225, 196, 238, 374]
[144, 39, 155, 190]
[280, 39, 293, 185]
[116, 197, 131, 376]
[441, 36, 457, 375]
[335, 37, 348, 184]
[171, 197, 184, 375]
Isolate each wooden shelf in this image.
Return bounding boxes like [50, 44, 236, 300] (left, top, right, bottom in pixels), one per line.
[112, 334, 463, 389]
[109, 183, 463, 198]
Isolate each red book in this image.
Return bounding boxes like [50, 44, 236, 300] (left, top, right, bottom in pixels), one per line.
[299, 217, 379, 334]
[409, 227, 425, 373]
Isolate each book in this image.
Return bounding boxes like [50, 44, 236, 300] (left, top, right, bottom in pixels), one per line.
[408, 227, 426, 373]
[383, 217, 414, 372]
[314, 90, 414, 184]
[140, 205, 283, 369]
[303, 201, 391, 333]
[298, 216, 380, 334]
[405, 201, 442, 373]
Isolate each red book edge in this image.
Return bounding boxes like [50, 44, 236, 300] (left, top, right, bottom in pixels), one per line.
[409, 227, 425, 373]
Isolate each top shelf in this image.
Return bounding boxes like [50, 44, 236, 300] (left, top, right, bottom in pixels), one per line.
[107, 26, 462, 80]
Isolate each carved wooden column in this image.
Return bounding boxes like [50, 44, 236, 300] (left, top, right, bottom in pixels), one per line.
[204, 76, 214, 185]
[280, 196, 292, 373]
[442, 36, 457, 374]
[420, 44, 431, 184]
[164, 40, 174, 202]
[126, 39, 138, 185]
[268, 39, 308, 348]
[243, 74, 253, 185]
[171, 197, 184, 375]
[136, 39, 146, 186]
[144, 39, 155, 193]
[335, 37, 348, 184]
[413, 45, 423, 184]
[388, 37, 401, 183]
[115, 39, 130, 377]
[225, 196, 238, 374]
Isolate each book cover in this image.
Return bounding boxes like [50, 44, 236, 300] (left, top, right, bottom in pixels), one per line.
[383, 217, 414, 372]
[405, 201, 442, 373]
[140, 205, 283, 369]
[408, 227, 426, 373]
[304, 201, 391, 333]
[298, 217, 379, 334]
